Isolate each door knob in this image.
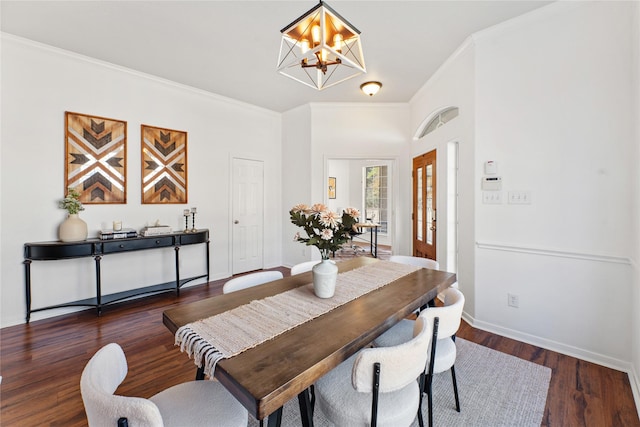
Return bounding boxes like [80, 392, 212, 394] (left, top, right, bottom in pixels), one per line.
[234, 220, 239, 224]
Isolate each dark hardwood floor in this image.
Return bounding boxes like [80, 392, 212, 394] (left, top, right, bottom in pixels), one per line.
[1, 263, 638, 426]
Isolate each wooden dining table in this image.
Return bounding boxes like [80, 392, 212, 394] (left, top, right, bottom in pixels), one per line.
[162, 257, 457, 427]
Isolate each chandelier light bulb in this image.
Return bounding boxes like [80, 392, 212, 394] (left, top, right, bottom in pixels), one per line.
[312, 25, 321, 45]
[300, 39, 310, 54]
[333, 34, 343, 52]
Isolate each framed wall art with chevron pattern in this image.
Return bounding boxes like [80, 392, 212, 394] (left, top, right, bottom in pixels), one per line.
[141, 124, 188, 204]
[65, 112, 127, 204]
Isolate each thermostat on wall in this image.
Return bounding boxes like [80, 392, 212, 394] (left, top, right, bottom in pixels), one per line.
[481, 176, 502, 190]
[484, 161, 497, 174]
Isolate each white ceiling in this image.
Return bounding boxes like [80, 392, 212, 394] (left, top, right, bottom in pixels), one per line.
[0, 1, 552, 112]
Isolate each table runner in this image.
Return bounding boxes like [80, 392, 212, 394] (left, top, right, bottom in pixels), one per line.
[175, 260, 421, 377]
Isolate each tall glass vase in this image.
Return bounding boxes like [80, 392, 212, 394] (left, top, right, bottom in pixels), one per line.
[312, 258, 338, 298]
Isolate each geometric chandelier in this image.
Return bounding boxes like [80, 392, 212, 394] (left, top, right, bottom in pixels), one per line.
[277, 1, 366, 90]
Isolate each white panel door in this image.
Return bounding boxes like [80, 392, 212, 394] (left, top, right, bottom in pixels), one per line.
[232, 158, 264, 274]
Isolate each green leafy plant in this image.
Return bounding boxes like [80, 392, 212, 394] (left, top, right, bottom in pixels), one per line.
[290, 204, 359, 260]
[59, 187, 85, 215]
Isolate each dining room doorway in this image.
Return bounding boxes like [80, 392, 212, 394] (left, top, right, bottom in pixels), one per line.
[325, 157, 395, 252]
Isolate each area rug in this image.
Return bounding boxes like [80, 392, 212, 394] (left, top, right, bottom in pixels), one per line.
[248, 338, 551, 426]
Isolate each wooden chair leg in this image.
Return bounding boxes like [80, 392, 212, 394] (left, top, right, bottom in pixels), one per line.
[451, 365, 460, 412]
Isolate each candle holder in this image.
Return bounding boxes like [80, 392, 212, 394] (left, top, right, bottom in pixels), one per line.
[190, 207, 197, 232]
[183, 209, 191, 233]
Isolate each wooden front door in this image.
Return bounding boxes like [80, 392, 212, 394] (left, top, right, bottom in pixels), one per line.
[413, 150, 436, 260]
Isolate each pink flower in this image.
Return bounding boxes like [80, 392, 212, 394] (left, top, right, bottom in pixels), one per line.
[293, 232, 300, 241]
[319, 210, 341, 228]
[320, 228, 334, 240]
[291, 204, 309, 214]
[310, 203, 327, 215]
[344, 207, 360, 219]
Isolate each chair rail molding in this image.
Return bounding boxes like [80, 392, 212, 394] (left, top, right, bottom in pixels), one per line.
[476, 241, 631, 265]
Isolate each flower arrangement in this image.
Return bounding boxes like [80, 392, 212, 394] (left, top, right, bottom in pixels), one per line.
[59, 187, 85, 215]
[290, 203, 360, 260]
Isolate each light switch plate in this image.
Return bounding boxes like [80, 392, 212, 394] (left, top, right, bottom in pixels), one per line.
[483, 191, 503, 204]
[508, 191, 531, 204]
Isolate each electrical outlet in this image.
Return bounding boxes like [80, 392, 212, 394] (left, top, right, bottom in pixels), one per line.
[507, 293, 519, 308]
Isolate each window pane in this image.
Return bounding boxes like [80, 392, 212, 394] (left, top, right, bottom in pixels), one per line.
[426, 164, 433, 245]
[417, 167, 423, 241]
[365, 165, 388, 234]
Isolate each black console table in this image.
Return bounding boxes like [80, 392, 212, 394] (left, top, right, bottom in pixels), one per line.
[23, 229, 209, 322]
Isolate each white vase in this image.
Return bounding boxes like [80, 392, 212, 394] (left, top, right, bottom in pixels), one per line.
[59, 213, 88, 242]
[312, 259, 338, 298]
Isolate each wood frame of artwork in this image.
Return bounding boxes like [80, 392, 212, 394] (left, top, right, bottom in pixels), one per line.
[328, 176, 336, 199]
[141, 124, 188, 204]
[65, 111, 127, 204]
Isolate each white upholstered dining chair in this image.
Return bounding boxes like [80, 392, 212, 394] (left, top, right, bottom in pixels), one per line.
[389, 255, 457, 302]
[314, 310, 434, 427]
[374, 287, 465, 427]
[80, 343, 247, 427]
[222, 270, 283, 294]
[290, 260, 320, 275]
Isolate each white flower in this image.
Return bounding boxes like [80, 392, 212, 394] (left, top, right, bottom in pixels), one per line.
[293, 232, 300, 241]
[320, 228, 334, 240]
[319, 210, 341, 228]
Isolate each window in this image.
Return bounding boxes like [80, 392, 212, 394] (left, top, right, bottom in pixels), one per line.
[417, 107, 459, 138]
[364, 165, 388, 233]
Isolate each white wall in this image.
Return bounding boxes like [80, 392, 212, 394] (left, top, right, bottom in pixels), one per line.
[281, 105, 313, 265]
[1, 35, 282, 326]
[326, 159, 351, 213]
[410, 1, 637, 371]
[472, 2, 634, 368]
[410, 42, 477, 316]
[631, 0, 640, 405]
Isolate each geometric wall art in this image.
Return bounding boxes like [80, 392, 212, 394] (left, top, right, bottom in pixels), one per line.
[141, 124, 188, 204]
[65, 111, 127, 204]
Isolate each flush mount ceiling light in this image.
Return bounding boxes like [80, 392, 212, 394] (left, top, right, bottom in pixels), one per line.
[360, 81, 382, 96]
[277, 1, 366, 90]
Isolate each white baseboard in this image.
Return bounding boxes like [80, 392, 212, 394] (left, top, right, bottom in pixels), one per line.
[630, 366, 640, 421]
[462, 311, 632, 373]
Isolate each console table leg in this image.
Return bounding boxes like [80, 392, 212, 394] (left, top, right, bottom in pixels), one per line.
[175, 246, 181, 296]
[24, 260, 32, 323]
[95, 255, 102, 316]
[206, 240, 210, 282]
